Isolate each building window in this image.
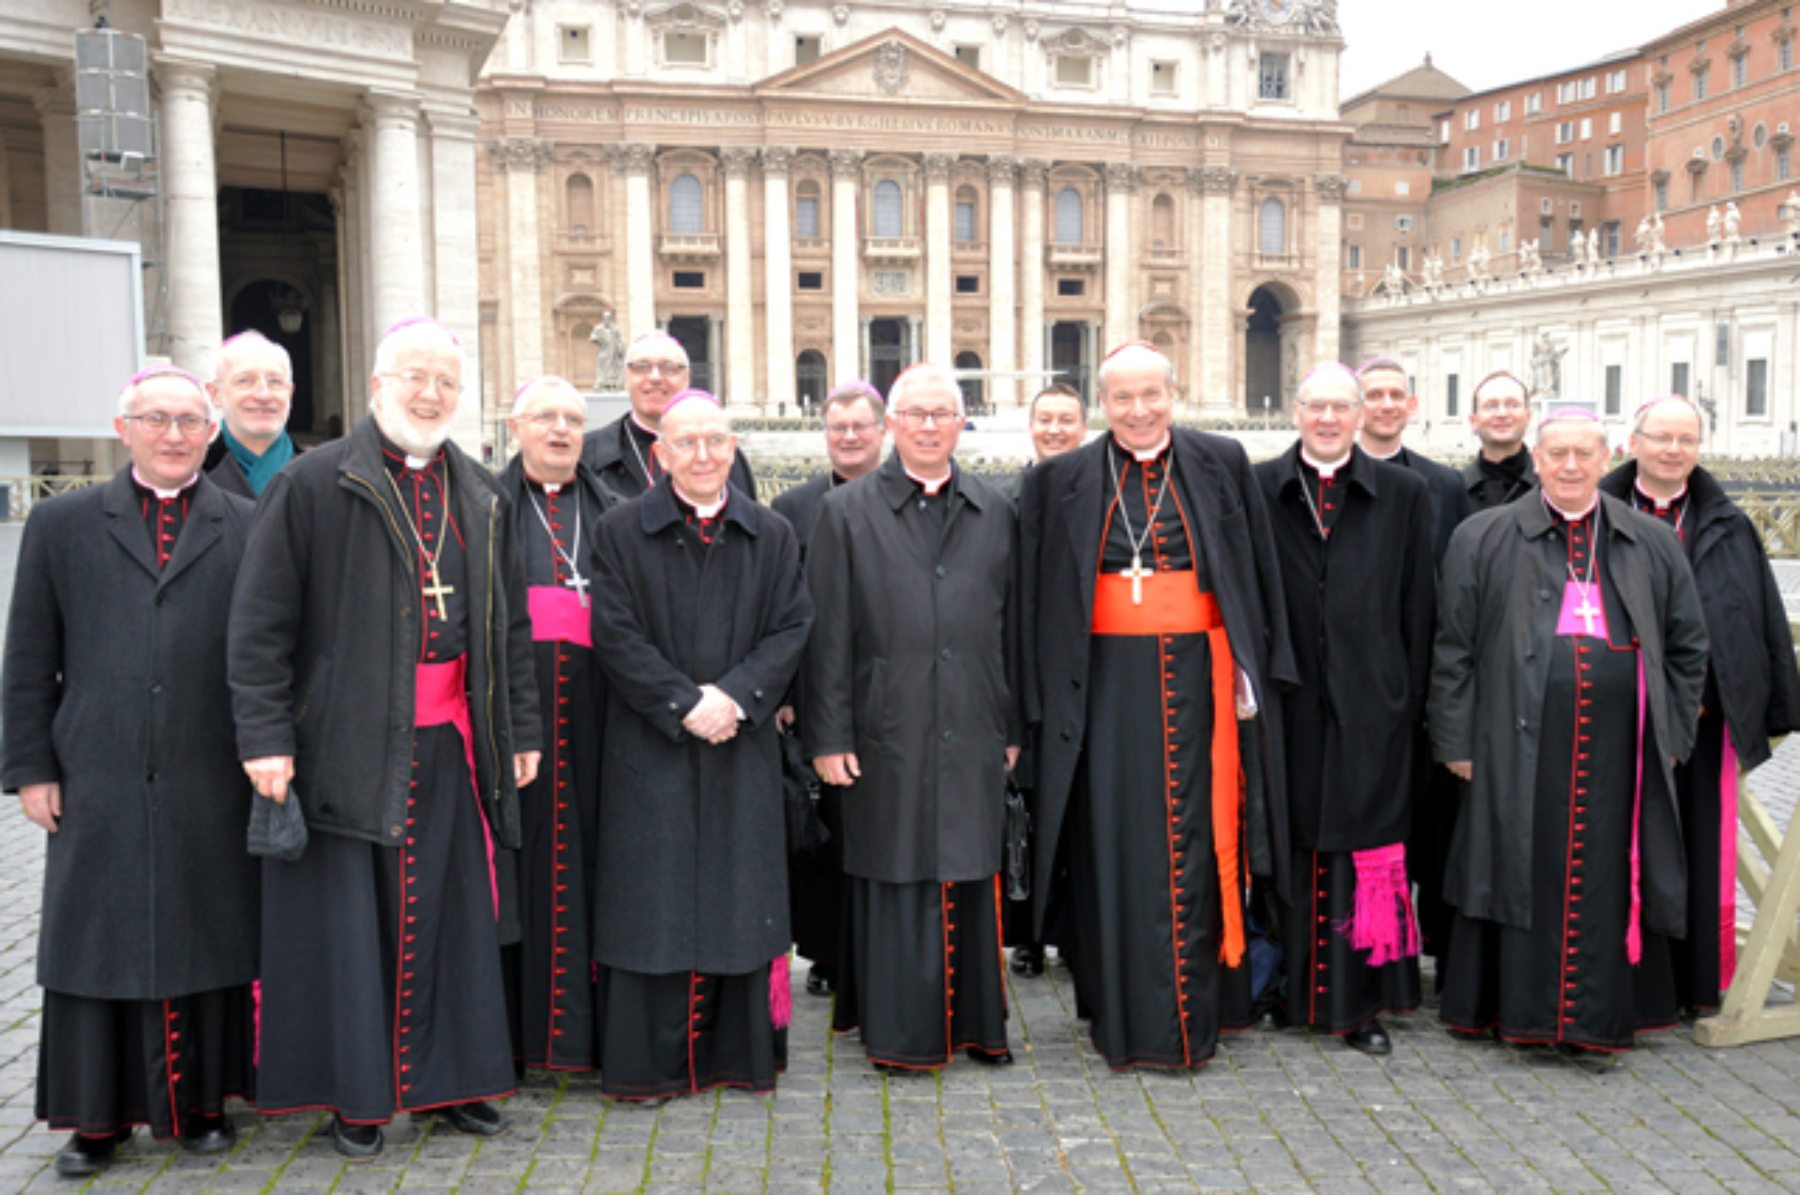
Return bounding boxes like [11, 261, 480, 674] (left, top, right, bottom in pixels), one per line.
[795, 184, 821, 238]
[1056, 54, 1094, 87]
[1450, 236, 1463, 261]
[1747, 357, 1769, 417]
[1756, 122, 1769, 149]
[1258, 197, 1285, 255]
[796, 271, 823, 291]
[1607, 69, 1628, 93]
[1579, 117, 1592, 140]
[1730, 158, 1744, 191]
[1150, 193, 1175, 248]
[1654, 177, 1670, 209]
[1604, 144, 1624, 175]
[1695, 65, 1709, 100]
[1347, 243, 1362, 269]
[872, 179, 903, 238]
[1609, 112, 1622, 135]
[1396, 246, 1411, 270]
[1495, 100, 1511, 122]
[794, 35, 821, 65]
[1259, 53, 1289, 100]
[559, 25, 591, 64]
[1604, 364, 1623, 415]
[1465, 109, 1481, 131]
[1439, 119, 1450, 143]
[1526, 92, 1543, 115]
[1056, 278, 1084, 297]
[664, 30, 709, 65]
[1462, 145, 1480, 171]
[1494, 139, 1510, 161]
[1054, 187, 1083, 244]
[954, 186, 978, 243]
[1394, 179, 1411, 196]
[1395, 215, 1414, 231]
[1671, 362, 1690, 397]
[1733, 54, 1748, 88]
[565, 173, 594, 233]
[1656, 80, 1671, 112]
[1556, 121, 1574, 144]
[1540, 217, 1555, 252]
[1557, 81, 1573, 104]
[1782, 38, 1794, 72]
[672, 270, 706, 288]
[1778, 146, 1792, 181]
[1555, 152, 1574, 176]
[954, 44, 980, 69]
[1151, 61, 1177, 95]
[955, 274, 980, 294]
[1446, 372, 1460, 418]
[1603, 221, 1621, 255]
[669, 173, 704, 234]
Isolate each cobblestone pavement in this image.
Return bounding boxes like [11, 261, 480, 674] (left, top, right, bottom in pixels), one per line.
[7, 769, 1800, 1194]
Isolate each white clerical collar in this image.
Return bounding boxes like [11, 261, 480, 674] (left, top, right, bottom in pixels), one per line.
[527, 472, 573, 495]
[132, 466, 200, 501]
[904, 465, 953, 496]
[1544, 493, 1599, 523]
[1300, 447, 1352, 480]
[629, 414, 659, 440]
[675, 484, 727, 520]
[404, 454, 433, 471]
[1116, 432, 1171, 463]
[1634, 478, 1687, 511]
[1362, 441, 1403, 462]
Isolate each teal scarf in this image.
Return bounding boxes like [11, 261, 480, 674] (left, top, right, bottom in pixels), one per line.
[223, 423, 294, 496]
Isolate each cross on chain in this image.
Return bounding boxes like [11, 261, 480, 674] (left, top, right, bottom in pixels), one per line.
[422, 560, 456, 622]
[1120, 553, 1153, 606]
[1573, 588, 1602, 637]
[564, 570, 591, 608]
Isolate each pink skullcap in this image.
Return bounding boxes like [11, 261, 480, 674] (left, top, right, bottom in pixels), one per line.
[1356, 355, 1406, 376]
[126, 365, 205, 392]
[1538, 405, 1604, 429]
[382, 316, 461, 346]
[829, 379, 883, 404]
[1301, 361, 1361, 389]
[662, 388, 721, 417]
[219, 329, 272, 349]
[510, 375, 579, 416]
[1632, 393, 1701, 422]
[1102, 339, 1165, 362]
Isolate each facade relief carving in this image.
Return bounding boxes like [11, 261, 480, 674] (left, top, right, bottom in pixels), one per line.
[489, 137, 554, 172]
[924, 153, 955, 183]
[873, 40, 910, 96]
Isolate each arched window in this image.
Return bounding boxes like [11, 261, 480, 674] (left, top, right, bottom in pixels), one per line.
[795, 180, 822, 238]
[796, 349, 827, 409]
[1054, 186, 1083, 244]
[954, 184, 978, 243]
[1258, 197, 1286, 256]
[565, 174, 595, 234]
[1150, 192, 1175, 249]
[872, 179, 903, 237]
[955, 350, 984, 413]
[669, 172, 704, 234]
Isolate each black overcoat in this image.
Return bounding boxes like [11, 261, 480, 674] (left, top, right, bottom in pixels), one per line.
[582, 414, 757, 504]
[1600, 461, 1800, 771]
[1018, 429, 1300, 930]
[1255, 445, 1437, 853]
[590, 478, 813, 974]
[228, 417, 541, 850]
[1, 470, 260, 1000]
[204, 435, 304, 500]
[1462, 448, 1538, 512]
[1386, 445, 1473, 563]
[800, 454, 1021, 885]
[770, 472, 831, 557]
[1429, 492, 1710, 931]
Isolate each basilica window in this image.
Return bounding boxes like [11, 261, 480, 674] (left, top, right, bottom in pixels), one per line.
[1257, 197, 1285, 256]
[669, 173, 704, 234]
[1259, 54, 1289, 101]
[872, 180, 903, 238]
[1151, 61, 1177, 96]
[795, 35, 821, 66]
[565, 173, 595, 233]
[559, 26, 591, 64]
[954, 186, 978, 244]
[1150, 193, 1175, 249]
[795, 183, 822, 238]
[664, 30, 709, 65]
[1054, 187, 1083, 244]
[1055, 54, 1094, 88]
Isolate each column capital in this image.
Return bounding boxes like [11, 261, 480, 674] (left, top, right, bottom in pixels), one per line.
[365, 89, 422, 129]
[1104, 162, 1139, 193]
[828, 148, 863, 178]
[1196, 166, 1239, 194]
[761, 145, 795, 176]
[1314, 173, 1349, 201]
[422, 107, 482, 142]
[924, 152, 955, 183]
[1018, 158, 1050, 189]
[151, 57, 215, 101]
[607, 141, 658, 173]
[488, 136, 553, 172]
[987, 155, 1018, 186]
[720, 145, 758, 177]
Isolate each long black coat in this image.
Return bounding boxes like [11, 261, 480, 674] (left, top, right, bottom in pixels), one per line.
[582, 414, 757, 505]
[1018, 429, 1300, 925]
[1462, 447, 1538, 512]
[801, 454, 1021, 884]
[229, 417, 541, 849]
[1601, 461, 1800, 771]
[2, 470, 259, 1000]
[590, 478, 813, 974]
[1255, 445, 1436, 853]
[1385, 445, 1472, 563]
[1430, 492, 1710, 931]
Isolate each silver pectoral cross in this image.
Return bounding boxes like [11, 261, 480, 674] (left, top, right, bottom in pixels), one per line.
[1574, 591, 1602, 636]
[564, 570, 591, 608]
[1120, 553, 1153, 606]
[422, 560, 455, 621]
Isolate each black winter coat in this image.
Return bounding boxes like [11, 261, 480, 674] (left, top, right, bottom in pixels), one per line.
[581, 414, 757, 505]
[1384, 445, 1473, 563]
[1462, 447, 1538, 512]
[590, 479, 813, 973]
[228, 417, 541, 850]
[1600, 461, 1800, 771]
[2, 471, 260, 1000]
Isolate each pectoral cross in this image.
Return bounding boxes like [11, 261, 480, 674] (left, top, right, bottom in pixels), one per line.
[1573, 589, 1602, 637]
[1120, 553, 1153, 606]
[422, 560, 455, 621]
[564, 570, 591, 609]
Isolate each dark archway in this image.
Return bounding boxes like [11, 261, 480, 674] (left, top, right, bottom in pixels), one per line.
[796, 349, 826, 411]
[1244, 285, 1285, 415]
[869, 318, 905, 398]
[1051, 321, 1091, 400]
[666, 315, 713, 394]
[229, 280, 314, 434]
[954, 350, 984, 415]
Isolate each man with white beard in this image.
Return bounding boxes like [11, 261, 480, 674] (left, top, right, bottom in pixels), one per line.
[229, 317, 542, 1157]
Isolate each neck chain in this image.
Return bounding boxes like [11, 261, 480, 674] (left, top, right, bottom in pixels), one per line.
[1636, 482, 1687, 537]
[626, 421, 656, 491]
[1297, 458, 1334, 540]
[1564, 500, 1601, 587]
[385, 458, 456, 620]
[527, 481, 590, 607]
[1107, 441, 1174, 570]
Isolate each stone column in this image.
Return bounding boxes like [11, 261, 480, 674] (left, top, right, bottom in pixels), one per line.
[1103, 163, 1137, 351]
[830, 150, 861, 385]
[907, 314, 922, 368]
[1311, 174, 1346, 365]
[364, 90, 425, 339]
[427, 108, 485, 450]
[33, 81, 82, 236]
[762, 146, 796, 407]
[315, 231, 342, 435]
[617, 143, 658, 335]
[157, 60, 223, 373]
[332, 167, 364, 415]
[859, 315, 872, 379]
[1184, 170, 1206, 405]
[1198, 166, 1237, 410]
[986, 156, 1018, 408]
[1019, 159, 1048, 398]
[722, 146, 757, 406]
[924, 153, 954, 363]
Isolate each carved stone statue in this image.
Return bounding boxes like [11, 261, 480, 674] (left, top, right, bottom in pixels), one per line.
[1424, 252, 1445, 287]
[1784, 190, 1800, 238]
[1529, 329, 1568, 399]
[1635, 216, 1651, 253]
[1466, 241, 1491, 283]
[590, 310, 625, 391]
[1724, 201, 1742, 242]
[1706, 204, 1723, 243]
[1567, 227, 1585, 265]
[1519, 239, 1541, 274]
[1379, 261, 1407, 296]
[1650, 211, 1668, 255]
[1586, 227, 1602, 267]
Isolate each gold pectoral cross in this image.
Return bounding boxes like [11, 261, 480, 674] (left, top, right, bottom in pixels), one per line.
[1120, 553, 1153, 606]
[422, 560, 455, 621]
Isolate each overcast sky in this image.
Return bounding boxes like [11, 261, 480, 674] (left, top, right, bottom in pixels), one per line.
[1337, 0, 1720, 100]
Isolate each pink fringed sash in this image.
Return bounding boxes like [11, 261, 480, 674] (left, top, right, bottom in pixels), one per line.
[1345, 843, 1420, 966]
[1721, 727, 1740, 989]
[528, 585, 593, 647]
[415, 657, 500, 921]
[769, 954, 792, 1030]
[1626, 659, 1647, 965]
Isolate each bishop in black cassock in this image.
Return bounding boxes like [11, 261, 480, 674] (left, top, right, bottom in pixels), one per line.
[1601, 396, 1800, 1012]
[1432, 410, 1708, 1052]
[590, 391, 812, 1101]
[230, 319, 541, 1156]
[1019, 343, 1297, 1070]
[1256, 364, 1435, 1054]
[3, 368, 257, 1177]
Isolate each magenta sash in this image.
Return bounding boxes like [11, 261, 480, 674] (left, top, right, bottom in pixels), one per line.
[1721, 727, 1740, 989]
[528, 585, 593, 647]
[414, 657, 499, 920]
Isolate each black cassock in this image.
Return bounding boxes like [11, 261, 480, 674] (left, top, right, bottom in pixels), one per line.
[2, 472, 258, 1140]
[1440, 506, 1680, 1049]
[1256, 447, 1434, 1034]
[256, 446, 515, 1122]
[498, 460, 611, 1070]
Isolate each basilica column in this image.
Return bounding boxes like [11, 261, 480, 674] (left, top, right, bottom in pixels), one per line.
[0, 130, 13, 227]
[830, 150, 862, 385]
[1198, 166, 1237, 411]
[1311, 174, 1346, 365]
[1184, 171, 1206, 405]
[1103, 163, 1137, 351]
[33, 80, 81, 237]
[762, 147, 796, 408]
[492, 136, 548, 391]
[332, 164, 365, 414]
[986, 156, 1018, 408]
[1019, 159, 1048, 398]
[426, 108, 484, 448]
[619, 143, 658, 335]
[157, 60, 223, 373]
[722, 146, 757, 406]
[924, 153, 954, 363]
[365, 90, 425, 338]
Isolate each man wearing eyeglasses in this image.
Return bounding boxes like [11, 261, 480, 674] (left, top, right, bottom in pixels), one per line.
[581, 331, 756, 501]
[770, 380, 888, 1000]
[230, 317, 541, 1156]
[1600, 396, 1800, 1015]
[1463, 371, 1539, 511]
[3, 367, 258, 1176]
[802, 363, 1021, 1071]
[204, 330, 301, 498]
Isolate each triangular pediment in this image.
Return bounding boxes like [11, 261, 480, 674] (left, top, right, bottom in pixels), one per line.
[757, 28, 1025, 106]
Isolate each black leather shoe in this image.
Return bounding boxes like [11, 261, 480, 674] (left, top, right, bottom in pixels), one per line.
[805, 970, 834, 996]
[1254, 1006, 1289, 1031]
[1344, 1019, 1393, 1057]
[181, 1113, 236, 1155]
[439, 1100, 506, 1136]
[965, 1047, 1014, 1065]
[1010, 946, 1044, 977]
[55, 1130, 128, 1177]
[330, 1115, 384, 1159]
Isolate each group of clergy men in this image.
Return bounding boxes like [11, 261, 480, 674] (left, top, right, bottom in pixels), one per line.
[5, 315, 1797, 1178]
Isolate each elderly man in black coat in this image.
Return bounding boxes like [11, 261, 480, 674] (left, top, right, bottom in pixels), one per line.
[1433, 409, 1709, 1053]
[230, 317, 541, 1157]
[803, 362, 1021, 1072]
[590, 390, 813, 1102]
[1600, 395, 1800, 1012]
[1019, 342, 1297, 1071]
[203, 330, 301, 498]
[2, 367, 258, 1177]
